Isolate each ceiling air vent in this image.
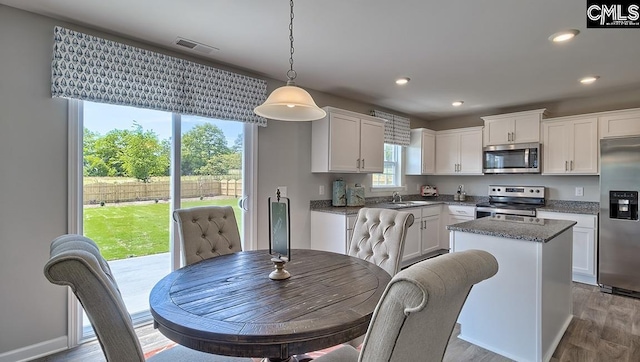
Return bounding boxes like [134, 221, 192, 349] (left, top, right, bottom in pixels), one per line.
[174, 37, 219, 55]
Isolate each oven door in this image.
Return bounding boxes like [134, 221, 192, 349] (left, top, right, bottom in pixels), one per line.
[475, 206, 536, 219]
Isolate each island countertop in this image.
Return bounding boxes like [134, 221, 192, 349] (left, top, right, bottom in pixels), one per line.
[447, 215, 577, 243]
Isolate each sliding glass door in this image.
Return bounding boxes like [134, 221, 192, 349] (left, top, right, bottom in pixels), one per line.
[70, 100, 257, 342]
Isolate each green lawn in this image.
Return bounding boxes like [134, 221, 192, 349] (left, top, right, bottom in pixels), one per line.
[84, 198, 242, 260]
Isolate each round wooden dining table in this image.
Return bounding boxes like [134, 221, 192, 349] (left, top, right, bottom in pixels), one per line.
[149, 249, 392, 362]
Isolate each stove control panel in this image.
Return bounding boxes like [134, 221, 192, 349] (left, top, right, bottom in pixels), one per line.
[488, 185, 545, 199]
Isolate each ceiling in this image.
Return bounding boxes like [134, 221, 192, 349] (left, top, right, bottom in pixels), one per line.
[2, 0, 640, 120]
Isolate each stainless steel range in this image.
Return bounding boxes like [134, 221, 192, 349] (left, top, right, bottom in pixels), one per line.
[475, 185, 545, 218]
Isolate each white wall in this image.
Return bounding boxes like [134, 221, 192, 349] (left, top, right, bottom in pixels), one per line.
[0, 6, 70, 356]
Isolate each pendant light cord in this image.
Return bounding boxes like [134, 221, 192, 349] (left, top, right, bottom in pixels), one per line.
[287, 0, 297, 83]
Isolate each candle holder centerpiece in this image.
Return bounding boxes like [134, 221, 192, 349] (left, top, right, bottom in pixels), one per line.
[268, 189, 291, 280]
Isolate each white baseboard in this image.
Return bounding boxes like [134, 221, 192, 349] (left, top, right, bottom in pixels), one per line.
[0, 336, 68, 362]
[573, 273, 597, 286]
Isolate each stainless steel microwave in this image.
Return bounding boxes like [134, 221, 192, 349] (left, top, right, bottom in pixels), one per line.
[483, 143, 540, 174]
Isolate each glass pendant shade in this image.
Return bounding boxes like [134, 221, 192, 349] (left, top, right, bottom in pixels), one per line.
[254, 84, 326, 121]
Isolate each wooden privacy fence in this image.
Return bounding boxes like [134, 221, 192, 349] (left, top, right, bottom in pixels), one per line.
[84, 177, 242, 204]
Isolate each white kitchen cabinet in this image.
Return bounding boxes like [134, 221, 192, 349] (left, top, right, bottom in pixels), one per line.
[405, 128, 436, 175]
[444, 205, 475, 249]
[435, 127, 483, 175]
[599, 108, 640, 138]
[311, 107, 385, 173]
[482, 109, 547, 146]
[421, 214, 441, 254]
[310, 212, 356, 254]
[537, 211, 598, 285]
[542, 117, 598, 175]
[402, 205, 442, 267]
[402, 209, 422, 260]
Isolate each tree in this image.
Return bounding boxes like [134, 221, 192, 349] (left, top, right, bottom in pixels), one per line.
[92, 129, 130, 177]
[198, 153, 241, 175]
[120, 123, 168, 182]
[231, 133, 243, 153]
[83, 129, 110, 176]
[181, 123, 230, 175]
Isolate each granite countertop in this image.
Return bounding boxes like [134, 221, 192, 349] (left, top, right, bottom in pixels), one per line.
[447, 215, 577, 243]
[310, 195, 479, 215]
[537, 200, 600, 215]
[310, 195, 600, 216]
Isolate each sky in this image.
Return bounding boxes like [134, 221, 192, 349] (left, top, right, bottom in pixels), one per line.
[83, 101, 242, 146]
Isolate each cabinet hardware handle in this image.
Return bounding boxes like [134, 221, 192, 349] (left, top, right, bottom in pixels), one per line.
[508, 132, 511, 142]
[362, 159, 365, 168]
[570, 160, 573, 171]
[423, 220, 426, 229]
[357, 158, 360, 169]
[565, 161, 568, 171]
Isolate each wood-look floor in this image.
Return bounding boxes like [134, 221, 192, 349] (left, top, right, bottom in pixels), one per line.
[33, 282, 640, 362]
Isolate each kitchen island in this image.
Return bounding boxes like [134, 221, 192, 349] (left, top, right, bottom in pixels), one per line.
[448, 215, 576, 362]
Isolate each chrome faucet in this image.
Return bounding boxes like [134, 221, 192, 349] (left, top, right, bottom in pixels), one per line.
[391, 191, 402, 203]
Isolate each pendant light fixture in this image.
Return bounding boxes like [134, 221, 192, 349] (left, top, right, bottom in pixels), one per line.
[254, 0, 326, 121]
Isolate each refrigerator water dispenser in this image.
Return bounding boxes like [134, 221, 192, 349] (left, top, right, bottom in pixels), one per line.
[609, 191, 638, 220]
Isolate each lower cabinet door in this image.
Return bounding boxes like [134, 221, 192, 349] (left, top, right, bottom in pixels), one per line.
[572, 226, 595, 276]
[402, 210, 422, 260]
[421, 215, 441, 254]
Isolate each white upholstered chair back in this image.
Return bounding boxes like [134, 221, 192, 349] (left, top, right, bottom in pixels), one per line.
[313, 249, 499, 362]
[347, 207, 414, 276]
[173, 205, 242, 266]
[44, 234, 148, 361]
[44, 234, 251, 362]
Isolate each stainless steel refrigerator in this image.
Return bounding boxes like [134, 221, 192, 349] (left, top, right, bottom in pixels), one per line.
[599, 136, 640, 296]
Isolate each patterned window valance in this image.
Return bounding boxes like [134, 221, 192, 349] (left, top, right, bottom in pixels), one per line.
[51, 26, 268, 126]
[371, 110, 411, 146]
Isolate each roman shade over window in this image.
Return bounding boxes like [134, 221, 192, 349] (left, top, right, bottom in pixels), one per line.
[51, 26, 268, 126]
[371, 110, 410, 146]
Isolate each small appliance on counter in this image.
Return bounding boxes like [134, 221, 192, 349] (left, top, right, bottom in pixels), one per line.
[346, 184, 365, 206]
[420, 185, 438, 197]
[332, 179, 346, 206]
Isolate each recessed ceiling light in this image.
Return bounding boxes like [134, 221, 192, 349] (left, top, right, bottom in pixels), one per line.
[549, 29, 580, 43]
[452, 101, 464, 107]
[580, 76, 600, 84]
[395, 77, 410, 85]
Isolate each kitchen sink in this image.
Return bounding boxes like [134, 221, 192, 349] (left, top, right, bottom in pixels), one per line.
[376, 200, 442, 208]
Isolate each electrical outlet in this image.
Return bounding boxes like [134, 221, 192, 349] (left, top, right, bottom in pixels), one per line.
[575, 187, 584, 197]
[277, 186, 287, 197]
[319, 185, 325, 195]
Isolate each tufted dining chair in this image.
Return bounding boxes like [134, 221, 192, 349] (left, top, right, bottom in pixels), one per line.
[312, 249, 499, 362]
[347, 207, 414, 276]
[44, 234, 250, 362]
[173, 205, 242, 266]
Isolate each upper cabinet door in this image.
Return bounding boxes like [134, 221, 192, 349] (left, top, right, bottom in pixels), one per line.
[311, 107, 385, 173]
[484, 119, 512, 145]
[482, 109, 546, 146]
[542, 121, 570, 174]
[570, 118, 598, 174]
[542, 117, 598, 175]
[328, 113, 361, 172]
[405, 128, 436, 175]
[459, 129, 483, 174]
[513, 115, 542, 143]
[599, 109, 640, 138]
[359, 118, 384, 173]
[435, 132, 459, 174]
